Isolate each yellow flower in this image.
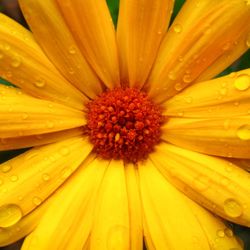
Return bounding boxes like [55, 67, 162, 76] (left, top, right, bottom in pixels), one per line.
[0, 0, 250, 249]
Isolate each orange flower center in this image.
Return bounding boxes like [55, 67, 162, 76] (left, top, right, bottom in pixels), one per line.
[86, 88, 163, 163]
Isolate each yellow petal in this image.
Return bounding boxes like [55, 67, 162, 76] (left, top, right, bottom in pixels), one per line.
[21, 156, 108, 250]
[19, 0, 102, 99]
[146, 0, 250, 103]
[138, 160, 211, 250]
[162, 116, 250, 159]
[0, 128, 83, 151]
[56, 0, 120, 89]
[150, 142, 250, 226]
[186, 200, 242, 250]
[117, 0, 174, 88]
[0, 85, 85, 138]
[0, 14, 87, 109]
[0, 192, 51, 247]
[164, 69, 250, 118]
[90, 160, 130, 250]
[125, 164, 143, 250]
[0, 136, 92, 227]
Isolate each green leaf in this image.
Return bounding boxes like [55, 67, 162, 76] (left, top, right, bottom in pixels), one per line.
[106, 0, 120, 27]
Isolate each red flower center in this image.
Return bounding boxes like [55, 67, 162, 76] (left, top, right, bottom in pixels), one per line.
[86, 88, 163, 163]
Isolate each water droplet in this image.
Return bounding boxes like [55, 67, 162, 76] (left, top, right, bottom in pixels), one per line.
[18, 196, 23, 201]
[224, 228, 234, 237]
[168, 71, 177, 80]
[220, 88, 227, 96]
[46, 121, 55, 129]
[34, 79, 46, 88]
[246, 38, 250, 48]
[217, 229, 225, 238]
[234, 74, 250, 91]
[60, 167, 72, 180]
[10, 175, 18, 182]
[183, 74, 192, 83]
[68, 67, 75, 74]
[68, 46, 76, 54]
[225, 162, 233, 172]
[178, 56, 184, 62]
[174, 83, 183, 91]
[0, 204, 23, 227]
[0, 164, 12, 173]
[42, 173, 50, 181]
[11, 58, 22, 68]
[60, 147, 70, 156]
[223, 198, 243, 218]
[173, 24, 182, 33]
[222, 42, 231, 51]
[236, 125, 250, 140]
[221, 177, 230, 186]
[245, 0, 250, 6]
[185, 97, 193, 104]
[3, 44, 10, 51]
[193, 175, 210, 191]
[32, 197, 42, 206]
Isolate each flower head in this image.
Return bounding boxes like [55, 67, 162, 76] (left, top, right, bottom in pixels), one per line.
[0, 0, 250, 249]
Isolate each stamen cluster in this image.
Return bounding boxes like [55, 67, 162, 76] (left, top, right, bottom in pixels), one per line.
[86, 88, 163, 163]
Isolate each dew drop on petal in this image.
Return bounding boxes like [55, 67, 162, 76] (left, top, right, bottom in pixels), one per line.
[193, 175, 210, 192]
[4, 43, 10, 51]
[34, 79, 46, 88]
[224, 228, 234, 237]
[183, 74, 192, 83]
[68, 46, 76, 54]
[11, 58, 22, 68]
[185, 97, 193, 104]
[10, 175, 18, 182]
[247, 38, 250, 48]
[173, 24, 182, 33]
[59, 147, 70, 156]
[0, 164, 12, 173]
[220, 177, 230, 186]
[222, 42, 231, 51]
[32, 197, 42, 206]
[236, 125, 250, 140]
[234, 74, 250, 91]
[223, 198, 243, 218]
[216, 229, 225, 238]
[42, 173, 50, 181]
[60, 167, 72, 180]
[168, 71, 177, 80]
[46, 121, 55, 129]
[0, 204, 23, 227]
[174, 83, 183, 91]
